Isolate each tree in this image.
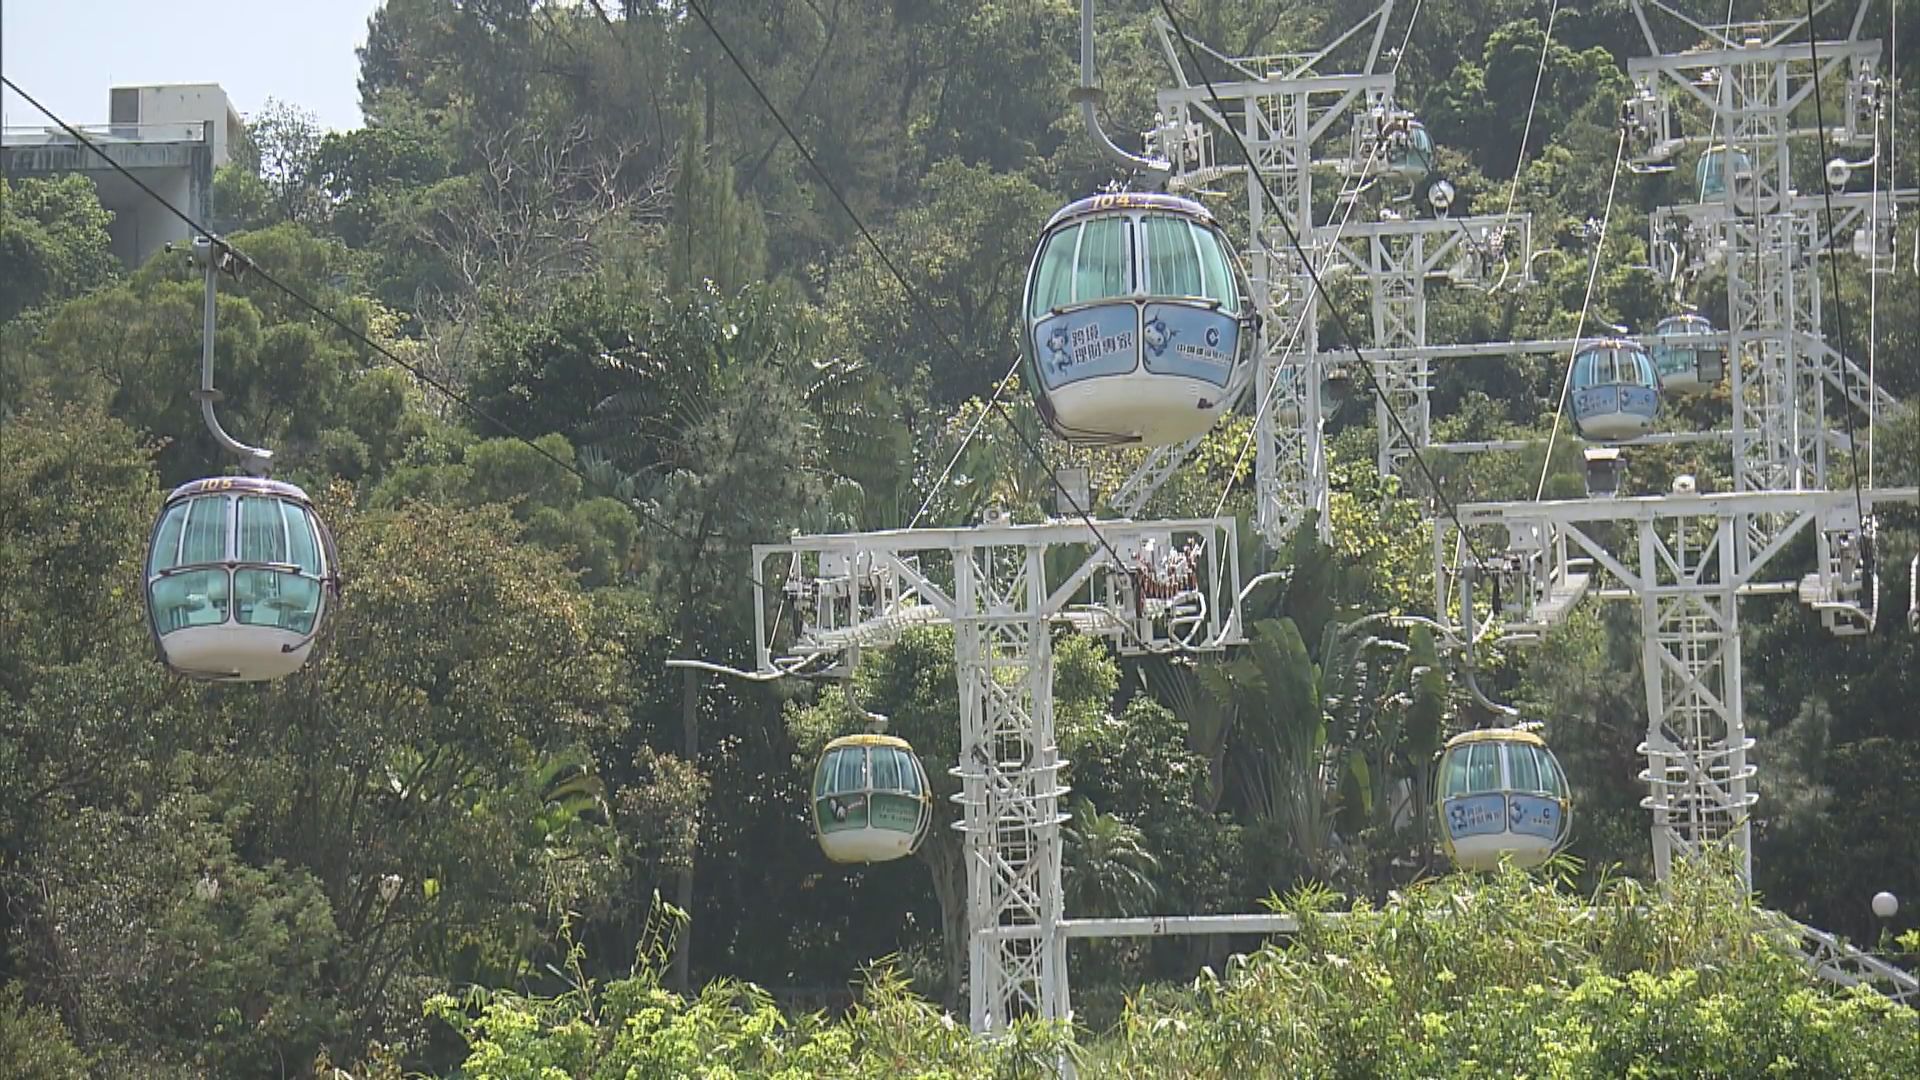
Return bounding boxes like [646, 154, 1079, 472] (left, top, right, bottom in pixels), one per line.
[0, 405, 186, 846]
[0, 175, 115, 361]
[418, 864, 1920, 1079]
[390, 119, 665, 313]
[212, 99, 332, 233]
[0, 175, 115, 318]
[0, 985, 87, 1079]
[1094, 858, 1920, 1078]
[467, 279, 713, 467]
[21, 222, 427, 487]
[822, 159, 1057, 410]
[664, 110, 768, 297]
[0, 407, 344, 1074]
[372, 430, 641, 587]
[1063, 801, 1162, 918]
[208, 493, 642, 1062]
[311, 120, 454, 248]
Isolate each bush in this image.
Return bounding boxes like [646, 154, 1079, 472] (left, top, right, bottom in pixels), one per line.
[423, 865, 1918, 1078]
[1088, 858, 1920, 1078]
[0, 985, 87, 1079]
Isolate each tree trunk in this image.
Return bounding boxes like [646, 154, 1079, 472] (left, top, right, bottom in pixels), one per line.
[672, 663, 697, 992]
[923, 830, 968, 1011]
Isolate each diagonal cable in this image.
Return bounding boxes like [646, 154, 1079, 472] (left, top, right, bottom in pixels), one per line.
[1533, 129, 1629, 501]
[1154, 0, 1487, 566]
[0, 74, 711, 549]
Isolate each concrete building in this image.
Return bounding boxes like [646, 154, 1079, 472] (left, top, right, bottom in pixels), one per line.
[3, 84, 245, 266]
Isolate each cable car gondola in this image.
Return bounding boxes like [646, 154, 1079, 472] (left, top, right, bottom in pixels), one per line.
[1022, 192, 1257, 446]
[147, 477, 340, 681]
[1437, 727, 1572, 871]
[1570, 337, 1662, 442]
[143, 235, 340, 681]
[1384, 117, 1437, 183]
[1696, 145, 1752, 203]
[811, 734, 933, 864]
[1649, 313, 1726, 393]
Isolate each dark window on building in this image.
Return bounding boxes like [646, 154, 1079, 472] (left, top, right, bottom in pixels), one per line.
[110, 89, 139, 125]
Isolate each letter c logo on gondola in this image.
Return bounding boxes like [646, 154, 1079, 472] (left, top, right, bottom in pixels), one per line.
[1206, 327, 1221, 347]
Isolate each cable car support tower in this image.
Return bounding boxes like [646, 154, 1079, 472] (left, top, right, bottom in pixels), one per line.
[1424, 0, 1915, 885]
[709, 0, 1917, 1037]
[1118, 1, 1536, 533]
[1413, 1, 1916, 1001]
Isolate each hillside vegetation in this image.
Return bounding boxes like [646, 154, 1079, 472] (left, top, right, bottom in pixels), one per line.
[2, 1, 1917, 1075]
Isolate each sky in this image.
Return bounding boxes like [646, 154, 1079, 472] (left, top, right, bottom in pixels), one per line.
[2, 0, 383, 134]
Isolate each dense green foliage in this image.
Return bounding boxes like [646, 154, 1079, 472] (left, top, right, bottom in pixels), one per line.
[2, 0, 1917, 1074]
[415, 866, 1920, 1078]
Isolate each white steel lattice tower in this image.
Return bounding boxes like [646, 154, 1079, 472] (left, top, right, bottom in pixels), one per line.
[1148, 3, 1532, 531]
[1149, 9, 1398, 543]
[1618, 2, 1904, 876]
[1322, 219, 1532, 481]
[1630, 8, 1889, 568]
[1365, 228, 1430, 479]
[745, 518, 1246, 1032]
[951, 541, 1069, 1031]
[1632, 510, 1755, 884]
[1443, 490, 1917, 891]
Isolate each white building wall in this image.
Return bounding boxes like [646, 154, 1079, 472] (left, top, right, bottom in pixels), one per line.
[125, 84, 242, 166]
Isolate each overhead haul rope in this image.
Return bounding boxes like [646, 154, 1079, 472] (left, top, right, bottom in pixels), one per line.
[1499, 0, 1563, 228]
[909, 356, 1022, 529]
[1803, 0, 1870, 528]
[1532, 129, 1629, 501]
[0, 76, 732, 555]
[1207, 0, 1429, 521]
[1155, 0, 1490, 567]
[679, 0, 1247, 657]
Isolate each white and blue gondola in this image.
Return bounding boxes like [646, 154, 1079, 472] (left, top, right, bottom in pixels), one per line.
[1023, 192, 1257, 446]
[1570, 338, 1662, 443]
[1437, 727, 1573, 872]
[1649, 313, 1726, 394]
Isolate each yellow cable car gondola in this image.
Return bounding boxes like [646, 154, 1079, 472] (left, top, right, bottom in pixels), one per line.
[1436, 727, 1572, 871]
[811, 734, 933, 864]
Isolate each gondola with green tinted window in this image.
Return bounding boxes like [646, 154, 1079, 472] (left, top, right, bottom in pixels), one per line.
[811, 734, 934, 864]
[1022, 192, 1257, 446]
[147, 476, 339, 681]
[144, 237, 341, 681]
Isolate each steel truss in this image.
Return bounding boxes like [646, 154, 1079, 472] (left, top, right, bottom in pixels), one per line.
[752, 517, 1245, 1031]
[1320, 216, 1534, 481]
[1626, 4, 1910, 567]
[1151, 36, 1389, 544]
[1138, 1, 1533, 536]
[1414, 0, 1910, 874]
[1436, 488, 1917, 883]
[721, 0, 1919, 1038]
